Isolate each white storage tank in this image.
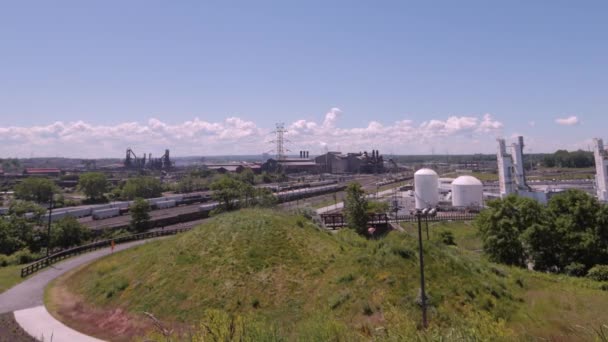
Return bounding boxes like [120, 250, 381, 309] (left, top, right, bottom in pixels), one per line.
[451, 176, 483, 208]
[414, 168, 439, 209]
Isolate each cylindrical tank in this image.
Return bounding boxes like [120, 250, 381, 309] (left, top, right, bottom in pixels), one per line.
[414, 168, 439, 209]
[451, 175, 483, 208]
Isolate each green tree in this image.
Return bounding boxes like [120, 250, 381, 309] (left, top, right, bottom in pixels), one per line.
[51, 217, 91, 249]
[211, 176, 246, 211]
[475, 195, 544, 267]
[14, 177, 58, 203]
[0, 201, 46, 255]
[121, 176, 163, 200]
[535, 190, 605, 271]
[177, 175, 208, 193]
[0, 219, 26, 256]
[130, 198, 151, 232]
[237, 168, 255, 185]
[344, 182, 368, 234]
[78, 172, 108, 202]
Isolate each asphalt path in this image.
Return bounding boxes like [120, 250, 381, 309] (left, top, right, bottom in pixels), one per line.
[0, 238, 160, 314]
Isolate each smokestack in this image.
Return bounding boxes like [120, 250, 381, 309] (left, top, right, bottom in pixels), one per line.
[306, 151, 309, 158]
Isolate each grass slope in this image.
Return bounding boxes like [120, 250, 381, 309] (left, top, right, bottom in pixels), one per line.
[0, 265, 23, 294]
[53, 209, 608, 340]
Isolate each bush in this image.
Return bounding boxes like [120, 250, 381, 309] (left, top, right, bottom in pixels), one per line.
[565, 262, 587, 277]
[391, 246, 415, 259]
[587, 265, 608, 281]
[0, 254, 10, 267]
[438, 230, 456, 245]
[12, 248, 38, 264]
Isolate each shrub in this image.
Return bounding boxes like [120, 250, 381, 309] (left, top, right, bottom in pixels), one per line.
[12, 248, 38, 264]
[391, 246, 415, 259]
[565, 262, 587, 277]
[0, 254, 10, 267]
[438, 230, 456, 245]
[587, 265, 608, 281]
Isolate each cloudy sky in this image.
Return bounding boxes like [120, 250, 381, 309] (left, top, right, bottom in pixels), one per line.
[1, 1, 606, 158]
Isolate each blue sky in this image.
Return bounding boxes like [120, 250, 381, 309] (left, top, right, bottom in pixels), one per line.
[0, 0, 606, 157]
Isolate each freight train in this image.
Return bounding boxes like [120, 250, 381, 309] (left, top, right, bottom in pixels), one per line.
[4, 184, 344, 223]
[198, 183, 346, 215]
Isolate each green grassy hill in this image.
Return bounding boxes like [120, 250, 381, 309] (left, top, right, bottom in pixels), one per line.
[52, 209, 608, 340]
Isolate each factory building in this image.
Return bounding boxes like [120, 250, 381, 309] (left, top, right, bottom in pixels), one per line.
[124, 148, 172, 170]
[593, 138, 608, 202]
[314, 150, 384, 174]
[496, 136, 547, 203]
[261, 152, 319, 174]
[204, 163, 262, 174]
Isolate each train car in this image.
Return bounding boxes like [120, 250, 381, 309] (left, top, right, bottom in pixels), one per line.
[180, 193, 211, 205]
[156, 200, 176, 209]
[92, 204, 114, 211]
[66, 207, 92, 218]
[42, 210, 69, 222]
[92, 208, 121, 220]
[165, 195, 184, 202]
[146, 197, 166, 205]
[110, 201, 130, 209]
[198, 202, 218, 213]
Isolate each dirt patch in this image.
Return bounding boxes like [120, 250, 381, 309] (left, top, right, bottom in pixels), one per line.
[0, 313, 36, 342]
[47, 273, 155, 342]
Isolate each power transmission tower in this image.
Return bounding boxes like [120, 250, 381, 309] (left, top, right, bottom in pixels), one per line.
[270, 123, 289, 160]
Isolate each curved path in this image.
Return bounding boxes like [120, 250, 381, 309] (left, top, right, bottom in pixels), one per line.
[0, 239, 160, 341]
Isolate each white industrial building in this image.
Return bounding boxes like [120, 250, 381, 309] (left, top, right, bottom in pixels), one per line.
[496, 136, 547, 203]
[414, 168, 439, 210]
[594, 138, 608, 202]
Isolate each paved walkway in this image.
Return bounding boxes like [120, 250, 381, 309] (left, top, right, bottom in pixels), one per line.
[14, 306, 104, 342]
[0, 238, 160, 341]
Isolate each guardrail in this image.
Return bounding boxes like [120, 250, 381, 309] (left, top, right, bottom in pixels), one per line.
[20, 227, 193, 278]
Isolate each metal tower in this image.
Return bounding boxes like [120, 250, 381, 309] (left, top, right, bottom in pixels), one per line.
[271, 123, 289, 160]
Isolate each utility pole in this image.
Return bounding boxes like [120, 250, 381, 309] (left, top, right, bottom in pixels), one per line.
[46, 195, 54, 259]
[416, 209, 428, 329]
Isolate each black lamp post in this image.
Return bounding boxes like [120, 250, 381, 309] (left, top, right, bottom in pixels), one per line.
[415, 207, 437, 329]
[46, 195, 54, 258]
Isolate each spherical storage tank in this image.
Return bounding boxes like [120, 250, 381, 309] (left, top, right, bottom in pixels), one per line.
[414, 168, 439, 209]
[451, 176, 483, 208]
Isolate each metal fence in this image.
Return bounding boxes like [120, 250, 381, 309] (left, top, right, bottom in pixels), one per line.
[394, 213, 478, 222]
[322, 212, 478, 228]
[20, 227, 193, 278]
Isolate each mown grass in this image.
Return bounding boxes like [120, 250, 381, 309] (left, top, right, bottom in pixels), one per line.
[51, 209, 608, 340]
[0, 265, 23, 294]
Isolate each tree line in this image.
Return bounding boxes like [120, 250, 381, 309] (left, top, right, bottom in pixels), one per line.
[541, 149, 594, 168]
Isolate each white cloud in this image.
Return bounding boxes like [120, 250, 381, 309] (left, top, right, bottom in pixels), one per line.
[555, 116, 580, 126]
[0, 110, 506, 157]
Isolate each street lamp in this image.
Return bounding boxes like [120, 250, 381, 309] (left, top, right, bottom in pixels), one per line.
[415, 206, 437, 329]
[46, 194, 55, 258]
[425, 208, 437, 240]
